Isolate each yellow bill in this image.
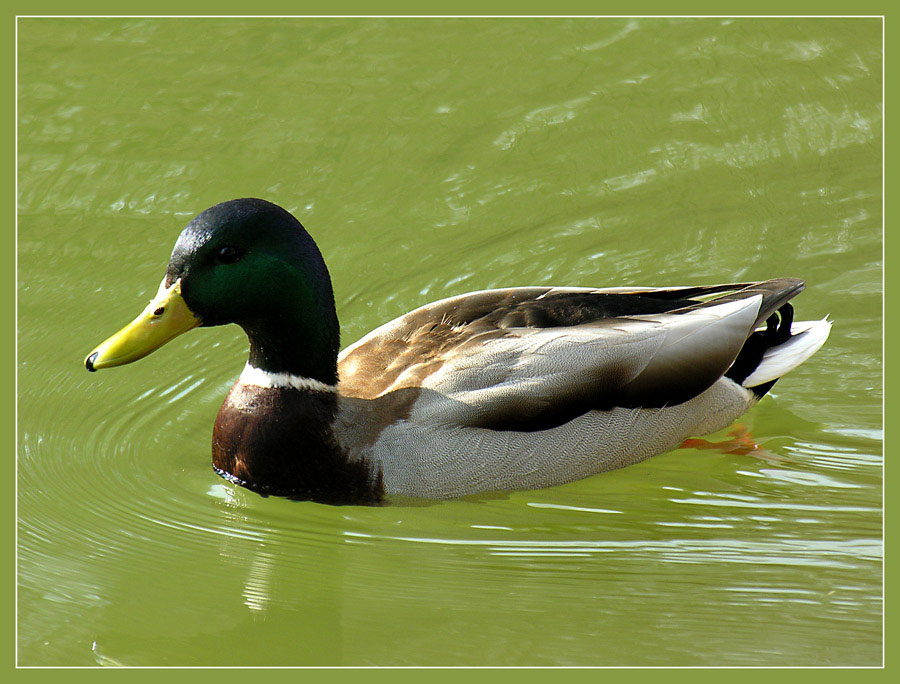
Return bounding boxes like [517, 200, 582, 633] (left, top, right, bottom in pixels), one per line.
[85, 278, 201, 371]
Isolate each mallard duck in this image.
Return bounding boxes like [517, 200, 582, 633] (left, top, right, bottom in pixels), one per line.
[85, 198, 831, 505]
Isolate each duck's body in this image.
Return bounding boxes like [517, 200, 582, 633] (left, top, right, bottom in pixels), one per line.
[86, 199, 830, 505]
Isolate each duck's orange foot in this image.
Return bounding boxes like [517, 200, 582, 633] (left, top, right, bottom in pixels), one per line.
[681, 424, 784, 463]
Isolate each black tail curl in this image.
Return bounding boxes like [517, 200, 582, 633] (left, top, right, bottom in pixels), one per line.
[725, 303, 795, 396]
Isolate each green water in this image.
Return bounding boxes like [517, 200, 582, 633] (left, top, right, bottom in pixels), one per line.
[17, 18, 882, 666]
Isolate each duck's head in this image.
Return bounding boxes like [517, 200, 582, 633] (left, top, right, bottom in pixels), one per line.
[85, 198, 340, 383]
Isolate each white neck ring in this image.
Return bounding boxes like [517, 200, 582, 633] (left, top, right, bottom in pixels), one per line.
[238, 363, 338, 393]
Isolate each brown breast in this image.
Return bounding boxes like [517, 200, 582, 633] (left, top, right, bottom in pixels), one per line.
[212, 382, 383, 505]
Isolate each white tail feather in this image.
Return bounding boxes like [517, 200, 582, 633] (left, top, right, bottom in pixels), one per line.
[741, 317, 832, 388]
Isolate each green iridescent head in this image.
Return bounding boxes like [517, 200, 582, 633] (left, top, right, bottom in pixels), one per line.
[86, 198, 340, 383]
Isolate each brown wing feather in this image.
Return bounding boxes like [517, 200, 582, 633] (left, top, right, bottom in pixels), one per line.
[337, 280, 804, 410]
[338, 288, 553, 398]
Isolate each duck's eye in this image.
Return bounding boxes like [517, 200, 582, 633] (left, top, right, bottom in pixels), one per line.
[217, 246, 241, 264]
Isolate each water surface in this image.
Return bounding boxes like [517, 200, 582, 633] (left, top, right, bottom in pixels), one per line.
[18, 17, 882, 666]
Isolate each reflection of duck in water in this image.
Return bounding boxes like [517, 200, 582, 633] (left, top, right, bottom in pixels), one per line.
[86, 198, 830, 505]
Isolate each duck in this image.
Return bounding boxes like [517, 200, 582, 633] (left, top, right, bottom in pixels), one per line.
[85, 198, 831, 505]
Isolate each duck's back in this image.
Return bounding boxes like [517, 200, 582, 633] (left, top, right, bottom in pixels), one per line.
[333, 281, 826, 498]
